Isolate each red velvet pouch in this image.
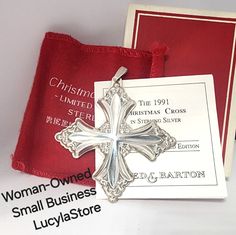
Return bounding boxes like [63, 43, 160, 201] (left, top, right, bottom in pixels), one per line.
[12, 32, 166, 186]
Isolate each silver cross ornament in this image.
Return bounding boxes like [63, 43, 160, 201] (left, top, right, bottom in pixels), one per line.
[55, 67, 176, 202]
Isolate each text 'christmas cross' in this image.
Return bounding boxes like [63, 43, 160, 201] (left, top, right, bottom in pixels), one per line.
[55, 67, 176, 202]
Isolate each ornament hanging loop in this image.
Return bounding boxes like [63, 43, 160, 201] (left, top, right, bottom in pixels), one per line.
[111, 66, 127, 87]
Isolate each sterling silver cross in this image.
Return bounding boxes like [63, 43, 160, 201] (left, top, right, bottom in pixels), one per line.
[55, 67, 176, 202]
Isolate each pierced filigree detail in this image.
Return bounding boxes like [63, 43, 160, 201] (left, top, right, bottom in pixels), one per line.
[55, 67, 176, 202]
[99, 175, 132, 203]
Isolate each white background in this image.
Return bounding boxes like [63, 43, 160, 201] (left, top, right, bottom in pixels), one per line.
[0, 0, 236, 234]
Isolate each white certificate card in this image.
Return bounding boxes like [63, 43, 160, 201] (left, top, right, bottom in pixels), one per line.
[94, 75, 227, 199]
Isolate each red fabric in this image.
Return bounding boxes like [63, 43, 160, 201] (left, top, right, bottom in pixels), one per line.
[12, 32, 166, 186]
